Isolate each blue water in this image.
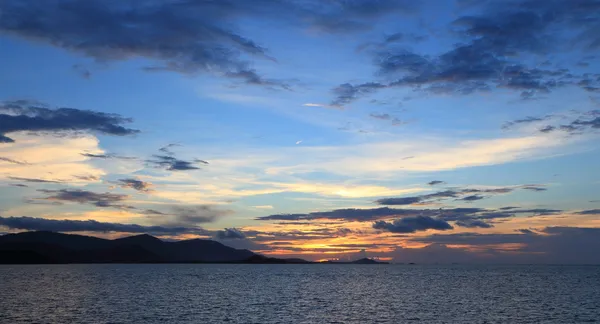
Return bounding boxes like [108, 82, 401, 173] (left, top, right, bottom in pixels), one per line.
[1, 264, 599, 323]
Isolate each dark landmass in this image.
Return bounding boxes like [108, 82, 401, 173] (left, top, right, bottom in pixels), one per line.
[0, 231, 386, 265]
[0, 231, 255, 264]
[319, 258, 389, 264]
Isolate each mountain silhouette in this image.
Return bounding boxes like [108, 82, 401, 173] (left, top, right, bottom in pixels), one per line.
[0, 231, 254, 264]
[0, 232, 388, 264]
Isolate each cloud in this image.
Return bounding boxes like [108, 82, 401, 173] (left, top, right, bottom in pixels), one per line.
[81, 152, 136, 160]
[576, 209, 600, 215]
[428, 180, 445, 186]
[215, 228, 246, 240]
[0, 156, 27, 165]
[331, 82, 386, 107]
[504, 110, 600, 135]
[376, 197, 423, 205]
[370, 113, 393, 120]
[168, 205, 226, 225]
[257, 207, 484, 222]
[0, 100, 139, 143]
[502, 116, 552, 130]
[455, 219, 494, 228]
[373, 216, 453, 233]
[304, 0, 416, 34]
[369, 113, 405, 127]
[0, 134, 106, 184]
[0, 1, 416, 88]
[330, 1, 600, 105]
[147, 155, 205, 171]
[521, 186, 547, 192]
[406, 227, 600, 264]
[459, 195, 485, 202]
[375, 187, 519, 206]
[117, 178, 153, 193]
[261, 134, 574, 177]
[0, 216, 206, 235]
[158, 143, 181, 155]
[0, 0, 292, 88]
[37, 189, 130, 208]
[145, 205, 230, 226]
[8, 176, 61, 183]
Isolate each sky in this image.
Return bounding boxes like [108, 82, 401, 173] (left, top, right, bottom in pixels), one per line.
[1, 0, 600, 263]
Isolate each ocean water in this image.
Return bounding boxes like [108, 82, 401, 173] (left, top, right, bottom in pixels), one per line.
[1, 264, 599, 323]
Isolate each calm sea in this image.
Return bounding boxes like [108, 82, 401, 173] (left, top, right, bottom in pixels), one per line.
[1, 264, 599, 323]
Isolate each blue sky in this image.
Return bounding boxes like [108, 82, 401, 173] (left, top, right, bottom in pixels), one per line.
[1, 0, 600, 262]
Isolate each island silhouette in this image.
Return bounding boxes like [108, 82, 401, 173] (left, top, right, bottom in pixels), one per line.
[0, 231, 388, 264]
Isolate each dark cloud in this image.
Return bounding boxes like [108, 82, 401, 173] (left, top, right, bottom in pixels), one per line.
[147, 155, 203, 171]
[81, 152, 136, 160]
[331, 0, 600, 105]
[143, 209, 166, 215]
[0, 0, 416, 89]
[257, 207, 428, 222]
[521, 186, 547, 192]
[518, 228, 535, 234]
[376, 187, 517, 205]
[262, 203, 562, 231]
[376, 197, 423, 205]
[459, 195, 485, 202]
[410, 227, 600, 264]
[258, 206, 490, 223]
[506, 109, 600, 135]
[149, 205, 230, 226]
[0, 100, 139, 143]
[8, 176, 61, 183]
[576, 209, 600, 215]
[502, 116, 552, 130]
[158, 143, 181, 155]
[368, 112, 405, 126]
[540, 125, 556, 133]
[74, 175, 100, 182]
[0, 216, 206, 235]
[331, 82, 386, 107]
[0, 156, 27, 164]
[37, 189, 130, 208]
[9, 184, 28, 188]
[117, 178, 153, 193]
[455, 219, 494, 228]
[376, 226, 600, 264]
[370, 113, 392, 120]
[0, 0, 287, 88]
[215, 228, 246, 240]
[305, 0, 416, 34]
[428, 180, 445, 186]
[373, 216, 453, 233]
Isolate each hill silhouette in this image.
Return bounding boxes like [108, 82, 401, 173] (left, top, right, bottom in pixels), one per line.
[0, 231, 254, 264]
[0, 231, 389, 264]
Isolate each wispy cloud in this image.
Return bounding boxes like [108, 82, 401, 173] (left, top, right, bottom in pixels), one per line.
[36, 189, 131, 209]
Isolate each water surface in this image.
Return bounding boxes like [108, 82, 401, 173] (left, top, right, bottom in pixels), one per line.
[1, 264, 599, 323]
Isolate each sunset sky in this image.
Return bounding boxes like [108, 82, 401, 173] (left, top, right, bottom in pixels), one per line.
[1, 0, 599, 263]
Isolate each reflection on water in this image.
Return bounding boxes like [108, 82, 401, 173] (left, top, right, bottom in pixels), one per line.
[1, 264, 599, 323]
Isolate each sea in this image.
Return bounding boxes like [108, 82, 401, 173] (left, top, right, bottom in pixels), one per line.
[1, 264, 599, 323]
